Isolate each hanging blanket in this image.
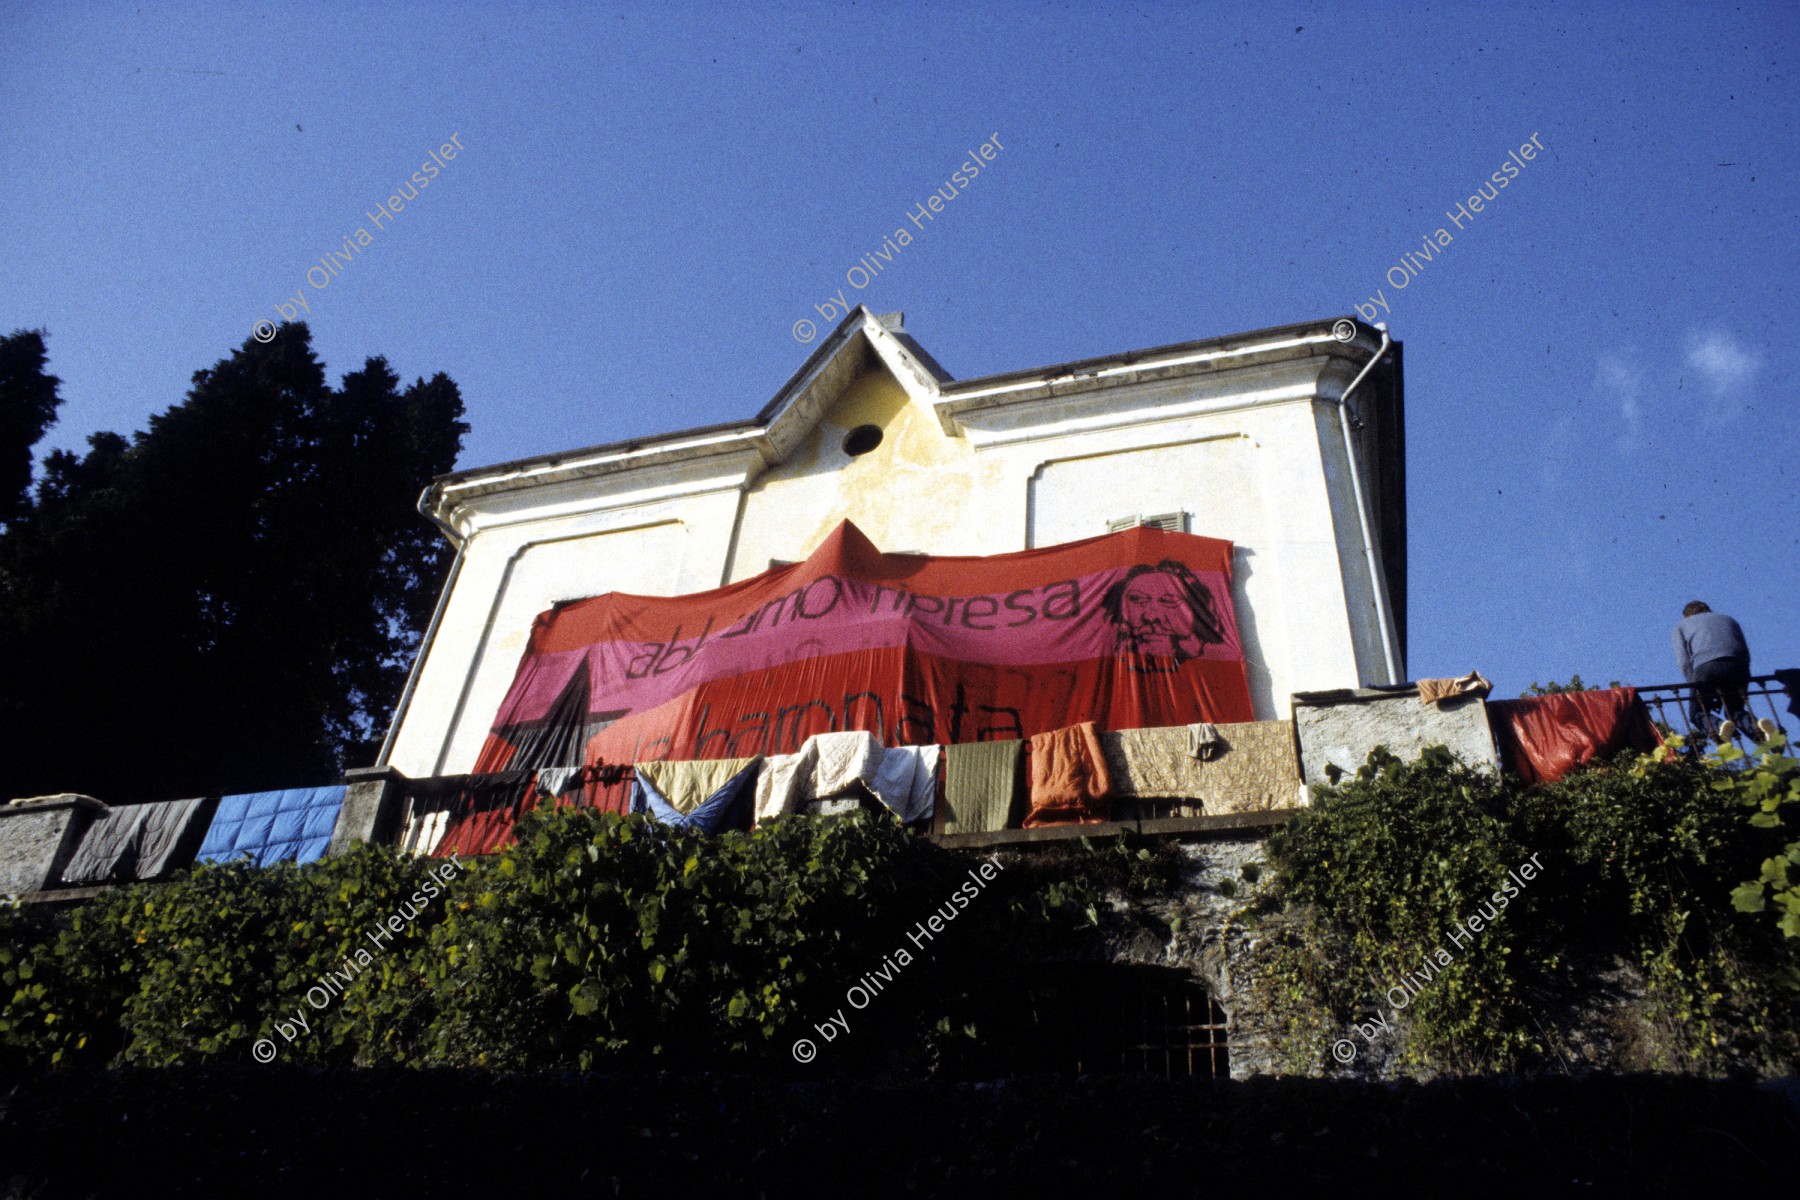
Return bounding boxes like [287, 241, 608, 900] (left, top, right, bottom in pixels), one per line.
[1101, 720, 1301, 815]
[61, 797, 210, 885]
[1023, 721, 1113, 828]
[870, 744, 942, 823]
[754, 731, 885, 820]
[638, 757, 757, 815]
[631, 763, 758, 833]
[942, 740, 1022, 834]
[1487, 687, 1662, 786]
[197, 786, 346, 867]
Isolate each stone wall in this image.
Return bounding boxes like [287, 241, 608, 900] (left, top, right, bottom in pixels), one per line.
[986, 831, 1285, 1080]
[0, 795, 106, 897]
[1293, 688, 1500, 786]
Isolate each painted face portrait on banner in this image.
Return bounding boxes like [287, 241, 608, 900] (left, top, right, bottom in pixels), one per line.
[1101, 560, 1226, 663]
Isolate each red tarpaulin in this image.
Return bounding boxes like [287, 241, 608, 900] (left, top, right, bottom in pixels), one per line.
[473, 520, 1253, 779]
[1486, 687, 1663, 786]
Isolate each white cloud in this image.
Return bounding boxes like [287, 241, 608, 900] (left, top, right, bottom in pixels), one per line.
[1685, 329, 1763, 400]
[1594, 351, 1642, 453]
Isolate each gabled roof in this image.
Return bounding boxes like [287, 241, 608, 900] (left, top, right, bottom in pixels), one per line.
[420, 308, 1392, 532]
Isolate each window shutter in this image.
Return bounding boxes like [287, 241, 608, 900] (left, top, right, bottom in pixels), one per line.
[1108, 512, 1187, 534]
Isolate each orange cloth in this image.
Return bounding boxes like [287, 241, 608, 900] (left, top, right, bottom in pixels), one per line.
[1023, 721, 1114, 827]
[1417, 670, 1493, 706]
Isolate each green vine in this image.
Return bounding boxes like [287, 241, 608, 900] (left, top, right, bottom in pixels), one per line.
[0, 810, 1118, 1072]
[1254, 742, 1799, 1076]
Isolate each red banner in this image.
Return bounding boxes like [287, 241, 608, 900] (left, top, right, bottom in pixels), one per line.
[473, 520, 1253, 774]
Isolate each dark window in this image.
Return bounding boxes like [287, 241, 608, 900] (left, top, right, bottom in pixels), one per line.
[939, 963, 1230, 1080]
[842, 424, 884, 456]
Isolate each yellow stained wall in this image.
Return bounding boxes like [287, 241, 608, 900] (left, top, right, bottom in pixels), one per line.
[731, 363, 978, 576]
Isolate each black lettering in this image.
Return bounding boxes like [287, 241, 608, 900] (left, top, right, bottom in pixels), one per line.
[641, 735, 673, 762]
[625, 643, 663, 679]
[906, 593, 944, 618]
[842, 691, 886, 737]
[868, 584, 908, 614]
[693, 703, 731, 758]
[797, 576, 843, 619]
[962, 596, 999, 630]
[730, 711, 770, 757]
[763, 590, 799, 629]
[775, 699, 836, 751]
[977, 706, 1025, 740]
[717, 607, 760, 639]
[949, 683, 969, 744]
[1041, 579, 1081, 620]
[652, 616, 713, 674]
[942, 598, 961, 624]
[1004, 589, 1037, 627]
[721, 592, 797, 640]
[894, 693, 936, 745]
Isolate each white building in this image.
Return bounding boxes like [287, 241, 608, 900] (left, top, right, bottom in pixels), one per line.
[380, 309, 1406, 779]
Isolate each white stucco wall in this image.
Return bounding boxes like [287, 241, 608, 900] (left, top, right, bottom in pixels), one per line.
[388, 486, 743, 777]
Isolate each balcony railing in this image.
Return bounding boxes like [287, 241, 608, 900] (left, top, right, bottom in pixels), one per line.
[1632, 673, 1796, 748]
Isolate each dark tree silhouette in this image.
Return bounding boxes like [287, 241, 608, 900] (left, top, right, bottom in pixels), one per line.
[0, 330, 63, 525]
[0, 323, 466, 802]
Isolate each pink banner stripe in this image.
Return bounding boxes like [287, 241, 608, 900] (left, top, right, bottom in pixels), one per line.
[494, 566, 1241, 727]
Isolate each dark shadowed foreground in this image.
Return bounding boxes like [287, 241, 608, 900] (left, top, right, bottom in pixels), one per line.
[1, 1068, 1794, 1198]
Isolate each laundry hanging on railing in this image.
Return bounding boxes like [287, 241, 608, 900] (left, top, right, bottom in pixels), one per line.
[752, 733, 941, 824]
[197, 786, 346, 868]
[1101, 720, 1302, 815]
[1023, 721, 1113, 828]
[423, 762, 634, 855]
[1486, 687, 1663, 786]
[424, 774, 537, 858]
[756, 731, 884, 820]
[941, 739, 1022, 834]
[61, 797, 212, 885]
[471, 520, 1252, 780]
[630, 763, 759, 834]
[639, 757, 758, 815]
[871, 743, 941, 824]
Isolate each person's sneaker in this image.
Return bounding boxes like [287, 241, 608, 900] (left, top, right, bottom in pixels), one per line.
[1718, 720, 1738, 741]
[1757, 717, 1781, 742]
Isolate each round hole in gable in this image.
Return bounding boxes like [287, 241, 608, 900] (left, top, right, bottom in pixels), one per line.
[842, 424, 883, 457]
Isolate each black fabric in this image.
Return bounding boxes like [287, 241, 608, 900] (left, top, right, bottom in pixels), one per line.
[1774, 669, 1800, 723]
[497, 661, 593, 771]
[1690, 659, 1754, 732]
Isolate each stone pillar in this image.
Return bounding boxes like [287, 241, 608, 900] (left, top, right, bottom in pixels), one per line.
[327, 767, 410, 857]
[1291, 686, 1501, 786]
[0, 794, 107, 896]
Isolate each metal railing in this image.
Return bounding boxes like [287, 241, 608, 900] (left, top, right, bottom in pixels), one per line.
[1632, 673, 1797, 748]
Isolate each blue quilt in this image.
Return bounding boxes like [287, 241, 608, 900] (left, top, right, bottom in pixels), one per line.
[196, 785, 346, 867]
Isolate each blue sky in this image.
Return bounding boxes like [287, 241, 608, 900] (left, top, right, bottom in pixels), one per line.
[3, 0, 1795, 698]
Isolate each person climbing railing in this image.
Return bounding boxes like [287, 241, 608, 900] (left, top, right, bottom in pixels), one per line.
[1634, 674, 1796, 747]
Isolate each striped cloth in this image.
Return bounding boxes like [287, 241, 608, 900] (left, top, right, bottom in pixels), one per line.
[942, 739, 1022, 834]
